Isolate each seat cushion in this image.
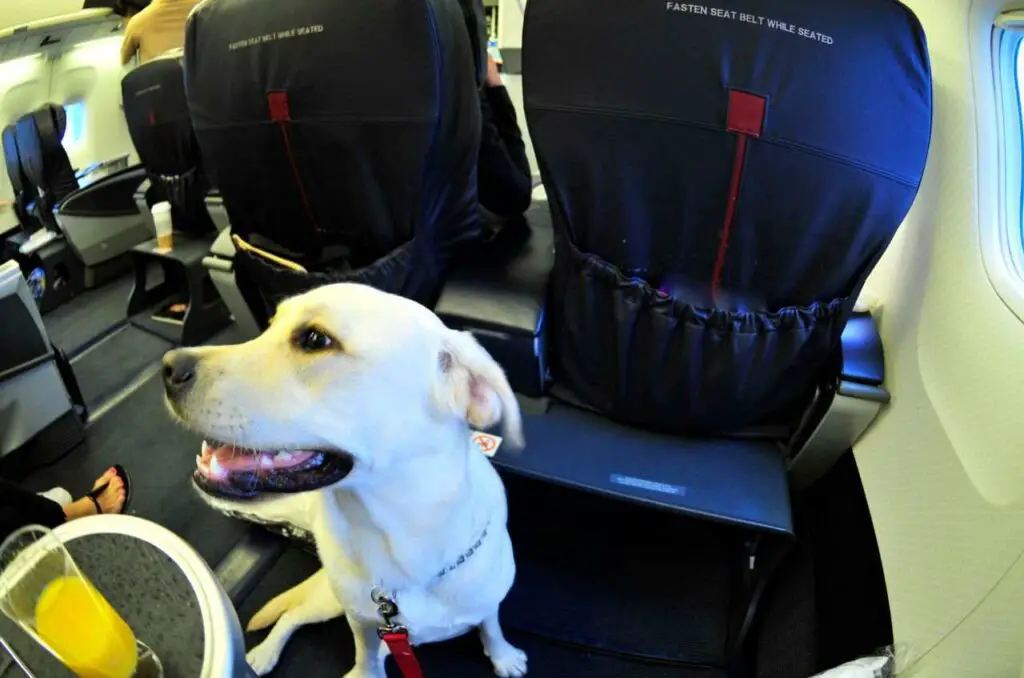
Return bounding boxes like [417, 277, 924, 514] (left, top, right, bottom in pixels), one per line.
[436, 202, 554, 397]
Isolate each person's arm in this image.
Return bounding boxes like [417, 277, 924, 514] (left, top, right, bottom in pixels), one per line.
[120, 17, 140, 65]
[477, 58, 532, 217]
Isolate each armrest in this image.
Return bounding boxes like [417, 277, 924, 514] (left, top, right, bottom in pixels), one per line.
[787, 310, 890, 490]
[0, 260, 53, 382]
[205, 225, 237, 260]
[493, 399, 794, 535]
[436, 203, 555, 397]
[204, 192, 231, 232]
[57, 164, 148, 217]
[839, 311, 885, 387]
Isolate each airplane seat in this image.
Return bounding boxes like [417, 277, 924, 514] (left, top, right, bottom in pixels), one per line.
[0, 259, 85, 471]
[16, 102, 152, 291]
[119, 52, 262, 337]
[122, 54, 217, 238]
[457, 0, 489, 87]
[184, 0, 483, 324]
[29, 105, 78, 208]
[2, 125, 44, 268]
[436, 196, 554, 398]
[2, 125, 42, 239]
[438, 0, 930, 520]
[13, 109, 87, 312]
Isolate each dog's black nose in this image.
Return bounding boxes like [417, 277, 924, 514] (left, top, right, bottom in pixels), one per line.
[162, 349, 197, 398]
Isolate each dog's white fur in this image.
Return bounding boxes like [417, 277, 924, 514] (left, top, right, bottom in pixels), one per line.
[165, 283, 527, 677]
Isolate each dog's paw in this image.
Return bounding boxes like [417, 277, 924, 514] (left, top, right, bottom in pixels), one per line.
[247, 641, 283, 676]
[488, 644, 528, 677]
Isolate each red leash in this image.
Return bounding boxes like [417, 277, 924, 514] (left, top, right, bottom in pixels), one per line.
[373, 589, 424, 678]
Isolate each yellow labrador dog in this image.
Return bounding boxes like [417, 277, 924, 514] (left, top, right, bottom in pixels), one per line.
[162, 283, 528, 678]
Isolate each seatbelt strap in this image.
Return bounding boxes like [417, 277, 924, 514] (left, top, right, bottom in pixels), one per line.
[372, 589, 424, 678]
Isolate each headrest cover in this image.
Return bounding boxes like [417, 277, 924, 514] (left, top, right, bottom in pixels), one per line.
[458, 0, 488, 86]
[185, 0, 482, 282]
[525, 0, 931, 307]
[122, 56, 198, 177]
[524, 0, 931, 432]
[14, 113, 45, 194]
[51, 105, 66, 141]
[16, 105, 79, 202]
[2, 126, 24, 194]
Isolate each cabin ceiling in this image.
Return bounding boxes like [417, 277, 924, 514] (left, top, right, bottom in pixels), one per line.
[0, 9, 123, 64]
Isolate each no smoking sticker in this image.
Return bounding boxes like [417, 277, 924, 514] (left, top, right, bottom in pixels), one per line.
[471, 431, 503, 457]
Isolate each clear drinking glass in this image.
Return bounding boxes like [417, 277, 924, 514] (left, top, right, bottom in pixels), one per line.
[0, 525, 163, 678]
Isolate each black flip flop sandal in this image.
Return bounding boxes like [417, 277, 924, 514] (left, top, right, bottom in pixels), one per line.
[87, 465, 132, 514]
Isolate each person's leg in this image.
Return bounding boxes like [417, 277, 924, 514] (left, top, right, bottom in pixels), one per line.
[38, 487, 72, 506]
[0, 469, 127, 543]
[0, 477, 68, 543]
[0, 477, 67, 529]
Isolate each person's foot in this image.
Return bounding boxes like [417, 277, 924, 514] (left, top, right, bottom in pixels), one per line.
[63, 469, 127, 521]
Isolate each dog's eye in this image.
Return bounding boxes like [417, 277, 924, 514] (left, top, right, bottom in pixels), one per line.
[295, 327, 334, 352]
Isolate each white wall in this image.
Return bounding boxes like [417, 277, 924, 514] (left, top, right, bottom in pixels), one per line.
[855, 0, 1024, 675]
[0, 36, 137, 202]
[498, 0, 526, 49]
[50, 36, 137, 170]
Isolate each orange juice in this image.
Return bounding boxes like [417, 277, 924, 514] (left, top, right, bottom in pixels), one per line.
[34, 575, 138, 678]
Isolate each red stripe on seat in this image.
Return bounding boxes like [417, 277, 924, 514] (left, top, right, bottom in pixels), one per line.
[266, 91, 320, 233]
[710, 90, 767, 303]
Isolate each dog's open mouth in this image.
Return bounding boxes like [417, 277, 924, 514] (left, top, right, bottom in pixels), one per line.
[193, 440, 354, 499]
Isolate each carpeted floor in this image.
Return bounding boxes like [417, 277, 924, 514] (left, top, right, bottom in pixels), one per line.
[19, 372, 248, 567]
[18, 320, 253, 567]
[501, 473, 733, 665]
[69, 325, 173, 410]
[238, 547, 729, 678]
[41, 269, 164, 359]
[231, 471, 739, 677]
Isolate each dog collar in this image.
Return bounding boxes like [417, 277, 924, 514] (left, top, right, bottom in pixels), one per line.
[436, 522, 489, 580]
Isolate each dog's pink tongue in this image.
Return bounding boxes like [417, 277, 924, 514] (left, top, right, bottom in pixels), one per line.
[200, 442, 315, 472]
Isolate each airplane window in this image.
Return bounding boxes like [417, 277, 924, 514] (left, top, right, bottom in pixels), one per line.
[62, 100, 86, 150]
[982, 16, 1024, 322]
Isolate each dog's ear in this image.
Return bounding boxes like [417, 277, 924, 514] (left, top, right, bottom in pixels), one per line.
[434, 330, 524, 448]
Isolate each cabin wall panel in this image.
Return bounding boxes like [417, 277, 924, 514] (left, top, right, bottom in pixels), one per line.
[855, 0, 1024, 674]
[0, 37, 138, 203]
[49, 37, 138, 170]
[0, 1, 89, 30]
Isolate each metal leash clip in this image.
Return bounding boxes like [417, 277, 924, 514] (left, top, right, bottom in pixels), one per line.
[370, 587, 407, 638]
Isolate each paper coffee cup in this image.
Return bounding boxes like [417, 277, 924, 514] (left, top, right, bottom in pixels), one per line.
[151, 202, 173, 250]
